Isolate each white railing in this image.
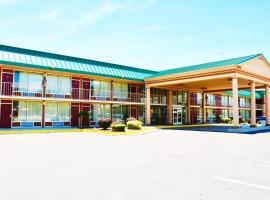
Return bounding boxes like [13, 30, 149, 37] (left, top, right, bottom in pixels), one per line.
[0, 82, 145, 103]
[1, 82, 43, 97]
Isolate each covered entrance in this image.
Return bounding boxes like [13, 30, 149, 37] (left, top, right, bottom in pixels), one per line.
[145, 54, 270, 128]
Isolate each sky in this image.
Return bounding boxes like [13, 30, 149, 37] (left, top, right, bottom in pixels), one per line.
[0, 0, 269, 71]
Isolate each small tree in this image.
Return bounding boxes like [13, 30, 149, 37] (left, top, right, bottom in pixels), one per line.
[78, 110, 90, 128]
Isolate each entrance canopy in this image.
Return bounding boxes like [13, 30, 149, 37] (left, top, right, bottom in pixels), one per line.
[144, 54, 270, 92]
[144, 54, 270, 127]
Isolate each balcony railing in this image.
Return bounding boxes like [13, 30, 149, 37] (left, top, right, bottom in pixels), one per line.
[1, 82, 43, 98]
[0, 82, 145, 103]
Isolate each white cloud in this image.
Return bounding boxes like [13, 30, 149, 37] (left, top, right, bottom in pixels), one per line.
[85, 1, 123, 25]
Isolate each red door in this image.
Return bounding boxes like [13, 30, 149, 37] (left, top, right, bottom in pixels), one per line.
[130, 85, 137, 102]
[72, 79, 80, 99]
[2, 73, 13, 96]
[0, 103, 12, 128]
[71, 105, 79, 127]
[131, 106, 137, 118]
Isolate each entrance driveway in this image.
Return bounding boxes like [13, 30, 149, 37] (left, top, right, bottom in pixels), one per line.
[0, 130, 270, 200]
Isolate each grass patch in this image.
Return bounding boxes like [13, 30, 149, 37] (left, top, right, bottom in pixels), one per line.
[0, 127, 158, 136]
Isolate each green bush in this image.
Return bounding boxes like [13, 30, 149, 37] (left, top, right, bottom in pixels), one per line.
[127, 120, 142, 130]
[126, 117, 136, 123]
[98, 118, 112, 130]
[221, 117, 232, 124]
[111, 124, 126, 132]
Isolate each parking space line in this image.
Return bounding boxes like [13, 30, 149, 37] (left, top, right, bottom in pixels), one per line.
[212, 176, 270, 191]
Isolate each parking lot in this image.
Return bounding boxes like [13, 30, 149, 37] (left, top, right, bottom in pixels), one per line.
[0, 130, 270, 200]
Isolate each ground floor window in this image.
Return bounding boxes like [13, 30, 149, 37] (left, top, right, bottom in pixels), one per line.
[151, 106, 167, 125]
[206, 108, 222, 123]
[13, 101, 42, 122]
[112, 105, 130, 122]
[45, 102, 70, 121]
[190, 107, 202, 124]
[90, 104, 110, 122]
[240, 110, 250, 121]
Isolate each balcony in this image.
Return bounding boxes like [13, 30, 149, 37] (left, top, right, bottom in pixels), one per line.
[0, 82, 145, 103]
[1, 82, 43, 98]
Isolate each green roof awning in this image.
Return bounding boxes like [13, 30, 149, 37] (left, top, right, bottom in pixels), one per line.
[0, 44, 157, 82]
[147, 54, 262, 79]
[223, 90, 264, 99]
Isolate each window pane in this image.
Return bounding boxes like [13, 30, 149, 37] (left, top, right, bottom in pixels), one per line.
[45, 102, 58, 121]
[47, 75, 59, 94]
[58, 102, 70, 121]
[59, 76, 71, 94]
[28, 73, 43, 92]
[27, 101, 42, 121]
[18, 101, 27, 121]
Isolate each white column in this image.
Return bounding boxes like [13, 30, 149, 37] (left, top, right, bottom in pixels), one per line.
[187, 91, 191, 124]
[168, 90, 173, 125]
[232, 77, 240, 128]
[146, 87, 151, 126]
[202, 93, 207, 123]
[250, 81, 256, 127]
[265, 85, 270, 126]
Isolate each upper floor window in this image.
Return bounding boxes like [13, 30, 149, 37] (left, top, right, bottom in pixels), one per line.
[14, 71, 43, 93]
[173, 91, 187, 105]
[207, 94, 215, 106]
[113, 82, 129, 99]
[46, 75, 71, 95]
[91, 80, 111, 98]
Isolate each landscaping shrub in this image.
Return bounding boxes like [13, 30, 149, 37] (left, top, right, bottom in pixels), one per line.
[127, 120, 142, 130]
[98, 118, 112, 130]
[126, 117, 136, 123]
[221, 117, 232, 124]
[111, 124, 126, 132]
[112, 119, 125, 125]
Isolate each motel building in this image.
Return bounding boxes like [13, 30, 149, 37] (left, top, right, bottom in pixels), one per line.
[0, 44, 270, 129]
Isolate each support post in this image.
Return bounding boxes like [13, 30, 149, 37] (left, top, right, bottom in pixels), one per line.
[265, 85, 270, 126]
[250, 81, 256, 127]
[168, 90, 173, 125]
[202, 93, 207, 123]
[42, 101, 45, 128]
[187, 91, 191, 124]
[146, 87, 151, 126]
[232, 77, 240, 128]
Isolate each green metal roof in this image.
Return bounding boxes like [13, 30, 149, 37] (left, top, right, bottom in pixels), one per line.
[224, 90, 264, 99]
[147, 54, 262, 79]
[0, 44, 157, 82]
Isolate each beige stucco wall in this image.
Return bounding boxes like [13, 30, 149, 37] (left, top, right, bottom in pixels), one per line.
[240, 57, 270, 79]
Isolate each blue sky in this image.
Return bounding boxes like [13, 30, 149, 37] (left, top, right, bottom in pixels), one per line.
[0, 0, 269, 71]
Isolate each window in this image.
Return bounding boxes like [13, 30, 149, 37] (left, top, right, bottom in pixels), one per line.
[112, 105, 130, 121]
[46, 75, 71, 95]
[90, 104, 110, 122]
[91, 80, 111, 98]
[173, 91, 187, 105]
[45, 102, 70, 121]
[13, 101, 42, 121]
[14, 71, 43, 93]
[113, 82, 129, 99]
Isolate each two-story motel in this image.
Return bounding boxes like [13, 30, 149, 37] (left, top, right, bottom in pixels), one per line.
[0, 44, 269, 129]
